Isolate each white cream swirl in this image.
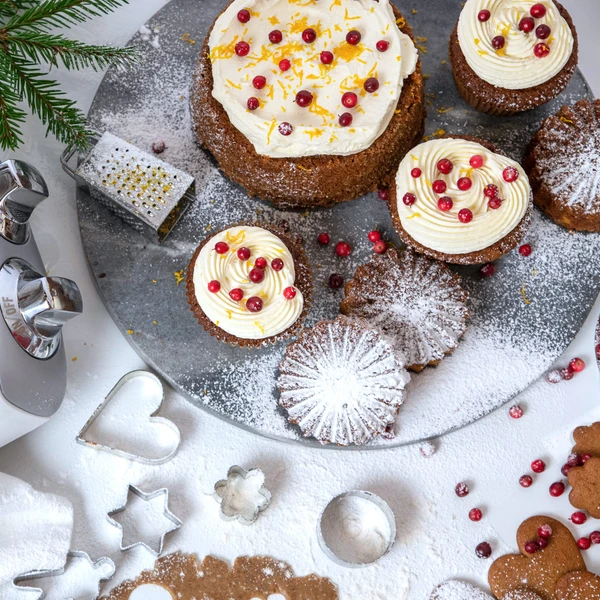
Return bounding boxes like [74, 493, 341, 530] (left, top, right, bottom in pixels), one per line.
[193, 226, 304, 339]
[395, 139, 531, 255]
[208, 0, 418, 158]
[458, 0, 574, 90]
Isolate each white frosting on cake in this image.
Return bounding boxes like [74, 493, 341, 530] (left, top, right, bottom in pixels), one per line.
[457, 0, 574, 90]
[192, 226, 304, 339]
[208, 0, 418, 157]
[395, 139, 531, 255]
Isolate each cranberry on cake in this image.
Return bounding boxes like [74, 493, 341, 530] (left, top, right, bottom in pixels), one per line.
[186, 224, 312, 347]
[449, 0, 578, 116]
[340, 248, 469, 372]
[524, 99, 600, 232]
[191, 0, 425, 208]
[278, 316, 410, 446]
[389, 137, 532, 265]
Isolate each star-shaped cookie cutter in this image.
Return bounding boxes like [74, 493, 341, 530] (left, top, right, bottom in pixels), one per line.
[107, 484, 182, 556]
[12, 550, 115, 599]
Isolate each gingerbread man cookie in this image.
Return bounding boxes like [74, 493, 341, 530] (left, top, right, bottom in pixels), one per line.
[572, 422, 600, 457]
[488, 516, 586, 600]
[556, 572, 600, 600]
[568, 457, 600, 519]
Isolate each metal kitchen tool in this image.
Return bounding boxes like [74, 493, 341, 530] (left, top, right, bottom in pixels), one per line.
[0, 159, 83, 449]
[213, 465, 271, 525]
[61, 132, 195, 244]
[318, 490, 396, 568]
[107, 484, 182, 556]
[12, 550, 115, 600]
[75, 370, 181, 465]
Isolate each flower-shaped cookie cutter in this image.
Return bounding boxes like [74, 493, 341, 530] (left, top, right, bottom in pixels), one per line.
[213, 466, 271, 525]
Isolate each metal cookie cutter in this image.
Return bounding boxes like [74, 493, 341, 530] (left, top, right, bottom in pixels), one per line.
[213, 465, 271, 526]
[61, 131, 195, 244]
[107, 484, 182, 556]
[12, 550, 115, 599]
[317, 490, 396, 568]
[76, 370, 181, 465]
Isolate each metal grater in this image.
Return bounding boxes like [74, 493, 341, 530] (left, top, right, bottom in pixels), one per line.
[61, 132, 196, 243]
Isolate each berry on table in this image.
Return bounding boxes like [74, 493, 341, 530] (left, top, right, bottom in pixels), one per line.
[215, 241, 229, 254]
[561, 464, 573, 477]
[346, 30, 361, 45]
[253, 75, 267, 89]
[364, 77, 379, 93]
[320, 50, 334, 64]
[531, 459, 546, 473]
[571, 512, 587, 525]
[476, 542, 492, 559]
[549, 481, 565, 497]
[335, 241, 352, 257]
[272, 258, 284, 271]
[509, 405, 524, 419]
[376, 40, 389, 52]
[437, 158, 453, 174]
[578, 537, 592, 551]
[237, 247, 251, 261]
[247, 97, 259, 110]
[569, 358, 585, 373]
[519, 244, 532, 256]
[478, 9, 491, 22]
[339, 112, 353, 127]
[458, 208, 473, 223]
[229, 288, 244, 302]
[237, 9, 250, 23]
[590, 531, 600, 545]
[302, 28, 316, 43]
[438, 197, 453, 212]
[269, 29, 283, 44]
[317, 232, 330, 245]
[455, 482, 470, 497]
[520, 475, 533, 488]
[278, 122, 293, 136]
[530, 3, 547, 18]
[295, 90, 313, 107]
[208, 280, 221, 293]
[519, 17, 535, 33]
[246, 296, 263, 312]
[492, 35, 505, 50]
[545, 369, 562, 384]
[152, 141, 166, 154]
[567, 454, 583, 467]
[538, 524, 553, 538]
[235, 41, 250, 56]
[373, 240, 387, 254]
[342, 92, 358, 108]
[561, 367, 574, 381]
[480, 263, 495, 278]
[469, 508, 483, 522]
[328, 273, 344, 289]
[403, 193, 416, 206]
[368, 230, 381, 243]
[283, 286, 297, 299]
[524, 541, 538, 555]
[596, 344, 600, 360]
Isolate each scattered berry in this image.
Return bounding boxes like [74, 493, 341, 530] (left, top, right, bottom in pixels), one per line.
[378, 187, 389, 201]
[208, 280, 221, 293]
[376, 39, 389, 52]
[503, 166, 519, 182]
[283, 286, 297, 299]
[342, 91, 358, 108]
[317, 232, 330, 245]
[295, 90, 313, 107]
[237, 9, 250, 23]
[536, 24, 551, 40]
[524, 541, 538, 555]
[437, 158, 453, 174]
[432, 180, 447, 194]
[534, 42, 550, 58]
[320, 50, 334, 64]
[419, 441, 437, 458]
[328, 273, 344, 289]
[346, 30, 361, 45]
[571, 512, 587, 525]
[480, 263, 495, 278]
[229, 288, 244, 302]
[488, 197, 502, 210]
[279, 58, 291, 71]
[269, 29, 283, 44]
[549, 481, 565, 497]
[469, 508, 483, 522]
[458, 208, 473, 224]
[438, 197, 453, 212]
[582, 454, 592, 464]
[215, 241, 229, 254]
[519, 244, 532, 256]
[253, 75, 267, 89]
[247, 97, 259, 111]
[545, 369, 562, 384]
[403, 193, 416, 206]
[596, 344, 600, 360]
[531, 459, 546, 474]
[509, 405, 524, 419]
[561, 464, 573, 477]
[569, 358, 585, 373]
[492, 35, 506, 50]
[538, 524, 553, 538]
[152, 141, 166, 154]
[249, 267, 265, 283]
[530, 3, 547, 18]
[520, 475, 533, 488]
[364, 77, 379, 93]
[272, 258, 284, 271]
[578, 537, 592, 551]
[458, 177, 473, 191]
[373, 240, 387, 254]
[478, 9, 491, 22]
[302, 28, 317, 43]
[470, 155, 484, 168]
[339, 112, 353, 127]
[411, 167, 422, 178]
[368, 230, 381, 243]
[246, 296, 263, 312]
[278, 122, 293, 136]
[590, 531, 600, 545]
[561, 367, 574, 381]
[484, 184, 499, 198]
[476, 542, 492, 559]
[335, 241, 352, 257]
[519, 17, 535, 33]
[235, 41, 250, 56]
[237, 247, 251, 261]
[567, 454, 583, 467]
[455, 482, 470, 497]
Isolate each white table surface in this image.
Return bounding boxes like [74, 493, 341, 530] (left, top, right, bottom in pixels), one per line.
[1, 1, 600, 598]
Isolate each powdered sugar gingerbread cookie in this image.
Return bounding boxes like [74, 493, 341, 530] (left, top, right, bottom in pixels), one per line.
[556, 572, 600, 600]
[431, 580, 543, 600]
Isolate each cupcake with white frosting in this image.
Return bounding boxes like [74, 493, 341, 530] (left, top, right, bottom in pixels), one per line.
[449, 0, 578, 116]
[388, 136, 533, 265]
[191, 0, 426, 208]
[186, 224, 312, 346]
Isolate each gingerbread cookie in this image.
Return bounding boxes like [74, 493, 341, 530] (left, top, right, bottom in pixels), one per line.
[103, 552, 338, 600]
[572, 422, 600, 457]
[431, 580, 543, 600]
[568, 457, 600, 519]
[556, 572, 600, 600]
[488, 516, 586, 600]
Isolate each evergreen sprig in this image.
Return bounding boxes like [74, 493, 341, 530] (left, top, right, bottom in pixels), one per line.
[0, 0, 137, 151]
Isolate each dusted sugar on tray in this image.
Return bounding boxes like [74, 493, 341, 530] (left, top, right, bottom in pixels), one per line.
[450, 0, 578, 115]
[186, 224, 312, 347]
[388, 136, 532, 265]
[191, 0, 426, 208]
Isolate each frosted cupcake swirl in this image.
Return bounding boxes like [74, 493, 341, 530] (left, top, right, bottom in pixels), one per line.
[395, 139, 531, 255]
[457, 0, 574, 90]
[193, 226, 304, 339]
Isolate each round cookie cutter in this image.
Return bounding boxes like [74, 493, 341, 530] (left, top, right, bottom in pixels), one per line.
[317, 490, 396, 568]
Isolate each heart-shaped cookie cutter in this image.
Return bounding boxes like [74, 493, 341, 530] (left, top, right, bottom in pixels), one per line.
[76, 370, 181, 465]
[12, 550, 115, 599]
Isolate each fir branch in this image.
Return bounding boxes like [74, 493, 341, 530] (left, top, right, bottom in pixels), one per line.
[3, 0, 131, 32]
[0, 66, 27, 150]
[5, 31, 137, 71]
